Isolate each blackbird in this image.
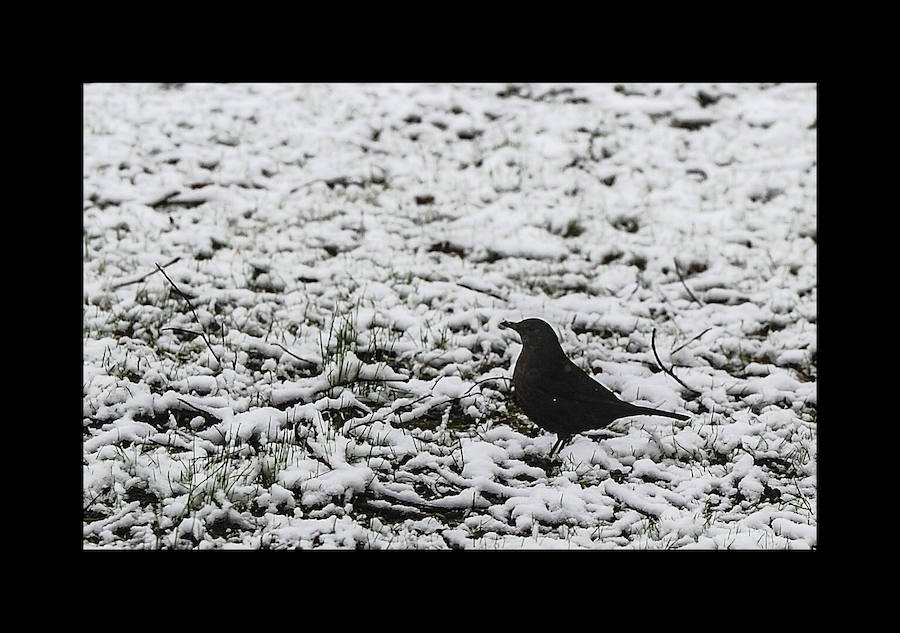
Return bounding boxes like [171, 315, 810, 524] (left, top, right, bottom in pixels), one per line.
[500, 318, 689, 458]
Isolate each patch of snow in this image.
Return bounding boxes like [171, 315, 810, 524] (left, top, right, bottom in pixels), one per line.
[83, 82, 816, 549]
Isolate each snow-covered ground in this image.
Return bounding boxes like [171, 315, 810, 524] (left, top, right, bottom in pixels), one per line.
[83, 83, 816, 549]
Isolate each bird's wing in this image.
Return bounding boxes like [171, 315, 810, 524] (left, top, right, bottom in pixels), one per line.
[515, 358, 640, 434]
[539, 359, 625, 406]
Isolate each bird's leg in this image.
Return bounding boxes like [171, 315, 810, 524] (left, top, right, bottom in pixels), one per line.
[548, 434, 570, 459]
[548, 436, 563, 459]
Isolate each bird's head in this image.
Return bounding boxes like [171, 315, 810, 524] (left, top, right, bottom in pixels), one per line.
[500, 318, 560, 349]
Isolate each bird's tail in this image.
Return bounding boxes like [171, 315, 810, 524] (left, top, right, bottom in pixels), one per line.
[624, 404, 689, 421]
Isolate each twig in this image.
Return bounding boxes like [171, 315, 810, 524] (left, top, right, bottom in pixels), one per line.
[161, 327, 205, 338]
[365, 479, 451, 514]
[318, 376, 412, 400]
[790, 476, 814, 515]
[345, 375, 512, 433]
[177, 397, 224, 422]
[670, 327, 712, 355]
[456, 282, 507, 301]
[224, 322, 237, 371]
[627, 281, 641, 300]
[82, 486, 111, 514]
[156, 262, 221, 367]
[333, 376, 410, 387]
[346, 391, 434, 433]
[651, 328, 701, 397]
[111, 256, 181, 290]
[286, 175, 366, 197]
[673, 258, 704, 306]
[273, 343, 318, 367]
[458, 375, 512, 397]
[301, 434, 335, 473]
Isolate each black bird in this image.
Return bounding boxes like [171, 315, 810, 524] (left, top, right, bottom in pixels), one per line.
[500, 318, 689, 458]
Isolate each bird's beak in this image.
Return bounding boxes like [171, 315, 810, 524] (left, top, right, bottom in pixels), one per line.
[500, 320, 517, 331]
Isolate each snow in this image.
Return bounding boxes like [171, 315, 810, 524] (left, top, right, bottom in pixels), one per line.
[83, 82, 816, 549]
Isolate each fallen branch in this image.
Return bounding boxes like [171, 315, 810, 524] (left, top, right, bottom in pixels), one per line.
[111, 256, 181, 290]
[651, 328, 701, 397]
[156, 262, 221, 367]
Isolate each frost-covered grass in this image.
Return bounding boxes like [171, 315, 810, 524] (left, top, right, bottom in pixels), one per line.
[83, 83, 816, 549]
